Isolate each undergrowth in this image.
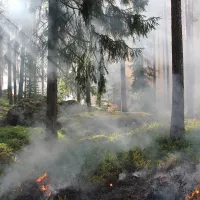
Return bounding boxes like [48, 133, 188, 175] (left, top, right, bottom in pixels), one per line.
[81, 119, 200, 185]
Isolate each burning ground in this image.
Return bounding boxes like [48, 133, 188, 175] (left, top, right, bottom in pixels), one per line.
[1, 113, 200, 199]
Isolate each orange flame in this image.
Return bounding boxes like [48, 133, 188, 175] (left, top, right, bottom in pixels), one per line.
[109, 183, 113, 187]
[36, 173, 48, 183]
[36, 173, 53, 197]
[188, 186, 200, 199]
[40, 184, 49, 191]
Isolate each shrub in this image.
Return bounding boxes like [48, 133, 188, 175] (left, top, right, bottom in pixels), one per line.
[0, 143, 13, 163]
[0, 126, 29, 151]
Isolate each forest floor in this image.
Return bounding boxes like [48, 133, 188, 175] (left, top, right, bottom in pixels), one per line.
[1, 98, 200, 199]
[0, 96, 12, 120]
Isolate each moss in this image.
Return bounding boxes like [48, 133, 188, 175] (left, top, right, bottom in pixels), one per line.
[88, 152, 122, 184]
[57, 130, 67, 141]
[83, 147, 152, 185]
[0, 143, 13, 163]
[0, 96, 12, 120]
[185, 119, 200, 133]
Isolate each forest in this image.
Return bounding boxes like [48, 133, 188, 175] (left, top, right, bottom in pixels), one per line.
[0, 0, 200, 199]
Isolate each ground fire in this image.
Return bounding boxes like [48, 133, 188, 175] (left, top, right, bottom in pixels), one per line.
[36, 173, 53, 198]
[187, 185, 200, 200]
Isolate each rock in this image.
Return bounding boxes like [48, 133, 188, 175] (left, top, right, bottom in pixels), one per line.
[3, 99, 84, 127]
[4, 98, 46, 126]
[58, 100, 86, 117]
[53, 187, 82, 200]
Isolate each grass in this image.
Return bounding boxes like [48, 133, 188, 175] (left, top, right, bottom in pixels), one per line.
[0, 126, 29, 152]
[1, 98, 200, 191]
[81, 119, 200, 185]
[0, 126, 44, 175]
[0, 96, 12, 120]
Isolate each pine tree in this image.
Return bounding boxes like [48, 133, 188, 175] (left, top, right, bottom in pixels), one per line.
[13, 41, 18, 104]
[185, 0, 194, 117]
[6, 35, 13, 105]
[170, 0, 185, 140]
[18, 45, 25, 101]
[0, 30, 3, 98]
[46, 0, 59, 140]
[121, 60, 128, 112]
[45, 0, 158, 140]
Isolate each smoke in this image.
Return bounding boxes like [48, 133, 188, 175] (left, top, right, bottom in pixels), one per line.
[1, 0, 200, 199]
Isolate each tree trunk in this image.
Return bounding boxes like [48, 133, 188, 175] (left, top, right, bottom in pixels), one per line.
[77, 83, 81, 103]
[13, 42, 17, 104]
[170, 0, 185, 140]
[0, 33, 3, 98]
[121, 60, 128, 112]
[0, 62, 2, 98]
[41, 46, 45, 96]
[164, 0, 170, 105]
[7, 36, 13, 105]
[18, 46, 25, 101]
[157, 35, 161, 79]
[46, 0, 59, 140]
[153, 34, 156, 101]
[86, 75, 92, 112]
[185, 0, 194, 118]
[8, 60, 13, 105]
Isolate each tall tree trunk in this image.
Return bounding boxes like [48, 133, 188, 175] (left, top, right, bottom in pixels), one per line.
[86, 75, 92, 112]
[0, 33, 3, 98]
[7, 37, 13, 105]
[170, 0, 185, 140]
[153, 34, 156, 101]
[77, 83, 81, 103]
[18, 46, 25, 101]
[157, 35, 161, 79]
[46, 0, 59, 140]
[13, 42, 17, 104]
[164, 0, 170, 105]
[121, 60, 128, 112]
[0, 62, 2, 98]
[185, 0, 194, 117]
[8, 60, 13, 105]
[41, 46, 45, 96]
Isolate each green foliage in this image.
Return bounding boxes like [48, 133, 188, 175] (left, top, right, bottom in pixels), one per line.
[185, 119, 200, 133]
[75, 53, 97, 96]
[57, 78, 71, 101]
[24, 52, 40, 98]
[0, 143, 13, 164]
[88, 152, 121, 184]
[83, 120, 200, 185]
[155, 135, 191, 157]
[84, 147, 152, 184]
[58, 0, 159, 104]
[0, 96, 12, 120]
[131, 122, 168, 135]
[0, 126, 29, 151]
[98, 34, 142, 61]
[116, 148, 152, 171]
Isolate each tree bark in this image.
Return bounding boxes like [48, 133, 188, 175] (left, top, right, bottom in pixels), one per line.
[46, 0, 59, 140]
[13, 42, 18, 104]
[41, 46, 45, 96]
[185, 0, 194, 118]
[0, 33, 3, 98]
[77, 83, 81, 103]
[86, 75, 92, 112]
[170, 0, 185, 140]
[7, 36, 13, 105]
[153, 34, 156, 101]
[120, 60, 128, 112]
[18, 46, 25, 101]
[164, 0, 170, 105]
